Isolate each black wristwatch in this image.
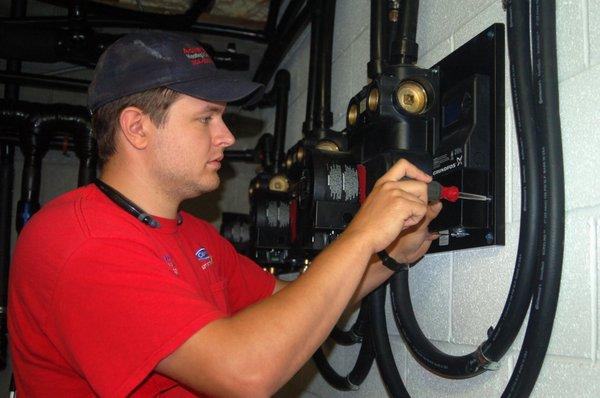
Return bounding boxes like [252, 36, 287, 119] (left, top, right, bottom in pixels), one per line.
[377, 250, 411, 272]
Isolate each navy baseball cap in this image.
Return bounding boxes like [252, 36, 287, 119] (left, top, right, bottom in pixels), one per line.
[88, 31, 264, 112]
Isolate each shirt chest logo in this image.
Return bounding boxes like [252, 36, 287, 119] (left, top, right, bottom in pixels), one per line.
[163, 254, 179, 276]
[195, 247, 213, 270]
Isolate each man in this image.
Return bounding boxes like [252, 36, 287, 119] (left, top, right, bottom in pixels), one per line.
[8, 31, 441, 397]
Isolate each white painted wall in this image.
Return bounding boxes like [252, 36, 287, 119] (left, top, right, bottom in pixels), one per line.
[266, 1, 600, 397]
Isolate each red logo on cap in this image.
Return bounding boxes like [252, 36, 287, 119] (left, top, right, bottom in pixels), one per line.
[183, 47, 213, 65]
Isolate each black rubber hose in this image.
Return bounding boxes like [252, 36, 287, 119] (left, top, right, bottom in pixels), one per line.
[329, 304, 368, 346]
[370, 283, 410, 397]
[334, 300, 370, 345]
[502, 1, 564, 395]
[312, 332, 375, 390]
[312, 298, 375, 390]
[388, 5, 542, 377]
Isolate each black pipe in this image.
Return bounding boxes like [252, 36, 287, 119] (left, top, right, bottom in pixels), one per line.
[312, 0, 335, 136]
[368, 0, 387, 79]
[265, 0, 282, 39]
[41, 0, 213, 29]
[0, 72, 89, 93]
[390, 0, 419, 65]
[16, 112, 52, 233]
[273, 70, 290, 174]
[1, 0, 27, 372]
[369, 283, 410, 397]
[253, 2, 310, 85]
[0, 16, 269, 42]
[503, 1, 564, 395]
[276, 0, 306, 39]
[302, 0, 320, 136]
[52, 105, 97, 186]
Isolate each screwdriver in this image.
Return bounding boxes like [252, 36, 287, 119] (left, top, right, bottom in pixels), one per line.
[427, 181, 490, 203]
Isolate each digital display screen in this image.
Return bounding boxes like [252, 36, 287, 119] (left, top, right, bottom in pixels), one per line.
[443, 97, 462, 128]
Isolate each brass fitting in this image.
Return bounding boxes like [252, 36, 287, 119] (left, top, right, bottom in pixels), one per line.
[269, 174, 290, 192]
[315, 140, 339, 152]
[347, 103, 359, 126]
[368, 86, 380, 112]
[396, 81, 428, 114]
[296, 146, 305, 162]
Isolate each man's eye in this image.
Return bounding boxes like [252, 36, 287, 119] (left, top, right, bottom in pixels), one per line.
[199, 116, 212, 124]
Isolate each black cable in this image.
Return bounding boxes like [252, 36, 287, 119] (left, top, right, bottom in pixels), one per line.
[387, 2, 543, 377]
[503, 0, 564, 395]
[369, 283, 410, 397]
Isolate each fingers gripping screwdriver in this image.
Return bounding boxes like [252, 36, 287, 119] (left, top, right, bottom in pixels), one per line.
[427, 181, 490, 203]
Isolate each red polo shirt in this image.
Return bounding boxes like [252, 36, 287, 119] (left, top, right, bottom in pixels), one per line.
[8, 185, 276, 397]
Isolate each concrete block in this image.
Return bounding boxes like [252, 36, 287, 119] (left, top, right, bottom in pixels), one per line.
[350, 27, 370, 89]
[558, 64, 600, 210]
[451, 222, 519, 346]
[332, 0, 370, 61]
[556, 0, 587, 81]
[530, 355, 600, 398]
[281, 27, 311, 104]
[331, 47, 357, 125]
[589, 0, 600, 67]
[417, 0, 496, 55]
[453, 1, 504, 51]
[417, 38, 453, 69]
[542, 209, 595, 358]
[285, 91, 307, 148]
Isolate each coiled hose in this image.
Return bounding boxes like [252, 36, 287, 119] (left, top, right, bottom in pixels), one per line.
[312, 299, 376, 390]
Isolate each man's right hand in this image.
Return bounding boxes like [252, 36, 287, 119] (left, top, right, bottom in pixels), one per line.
[344, 159, 431, 254]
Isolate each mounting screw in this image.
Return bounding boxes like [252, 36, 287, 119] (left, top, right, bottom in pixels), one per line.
[485, 232, 494, 244]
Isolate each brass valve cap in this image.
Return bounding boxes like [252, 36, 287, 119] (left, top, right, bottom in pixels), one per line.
[396, 81, 428, 114]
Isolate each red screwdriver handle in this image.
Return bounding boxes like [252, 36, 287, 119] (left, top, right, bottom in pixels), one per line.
[427, 181, 460, 203]
[440, 185, 459, 202]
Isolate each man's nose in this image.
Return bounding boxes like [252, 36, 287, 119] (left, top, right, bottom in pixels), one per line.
[214, 120, 235, 148]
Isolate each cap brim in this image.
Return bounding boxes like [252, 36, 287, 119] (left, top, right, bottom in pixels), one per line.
[167, 72, 265, 107]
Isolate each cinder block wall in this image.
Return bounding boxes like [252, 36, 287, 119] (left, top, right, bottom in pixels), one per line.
[262, 1, 600, 397]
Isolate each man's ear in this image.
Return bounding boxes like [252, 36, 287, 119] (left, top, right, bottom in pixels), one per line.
[118, 106, 151, 150]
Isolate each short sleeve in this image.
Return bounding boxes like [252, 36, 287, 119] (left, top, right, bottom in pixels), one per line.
[45, 238, 227, 397]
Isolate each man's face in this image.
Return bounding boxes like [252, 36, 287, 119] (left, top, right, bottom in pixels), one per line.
[147, 94, 235, 199]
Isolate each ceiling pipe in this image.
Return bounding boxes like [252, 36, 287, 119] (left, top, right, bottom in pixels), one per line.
[0, 16, 269, 42]
[0, 25, 250, 70]
[253, 0, 310, 85]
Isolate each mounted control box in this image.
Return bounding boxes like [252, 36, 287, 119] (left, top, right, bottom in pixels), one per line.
[429, 23, 505, 252]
